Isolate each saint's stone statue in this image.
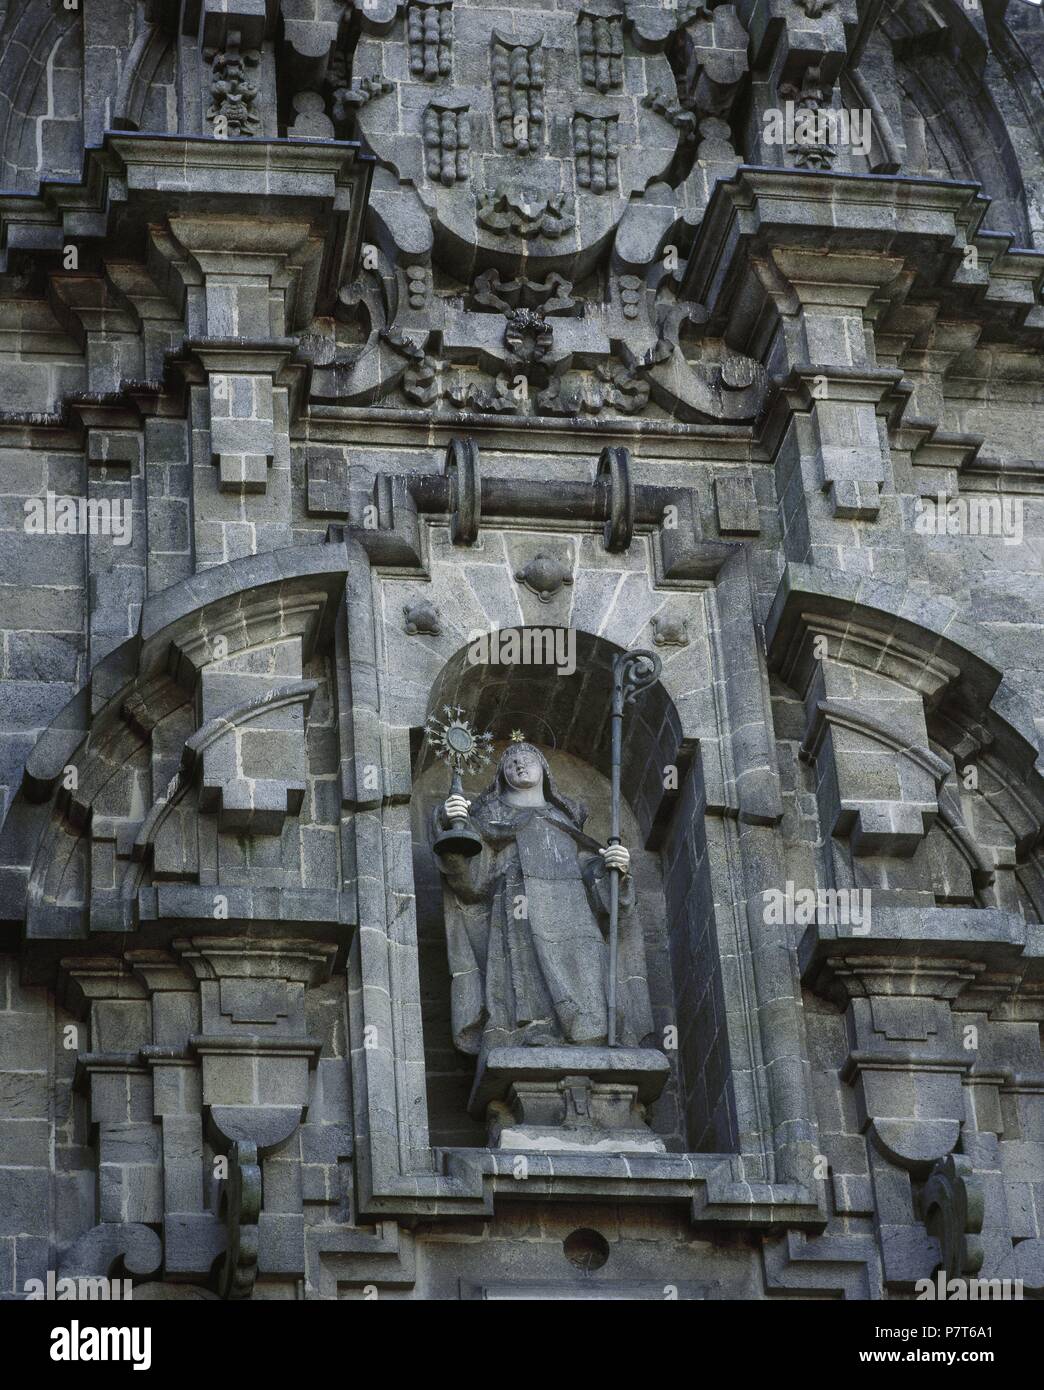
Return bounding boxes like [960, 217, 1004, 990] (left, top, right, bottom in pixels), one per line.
[431, 740, 655, 1062]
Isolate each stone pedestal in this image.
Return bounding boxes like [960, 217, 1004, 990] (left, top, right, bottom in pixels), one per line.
[469, 1047, 670, 1153]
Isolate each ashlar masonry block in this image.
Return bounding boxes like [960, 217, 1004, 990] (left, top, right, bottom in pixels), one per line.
[198, 638, 311, 834]
[210, 372, 275, 494]
[801, 659, 947, 858]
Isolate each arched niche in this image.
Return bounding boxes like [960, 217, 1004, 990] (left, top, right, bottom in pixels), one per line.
[0, 2, 82, 190]
[844, 0, 1043, 246]
[415, 628, 691, 849]
[7, 542, 351, 946]
[407, 629, 732, 1155]
[767, 563, 1044, 922]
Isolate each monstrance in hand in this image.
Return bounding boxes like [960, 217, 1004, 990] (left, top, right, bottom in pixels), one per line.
[426, 706, 494, 858]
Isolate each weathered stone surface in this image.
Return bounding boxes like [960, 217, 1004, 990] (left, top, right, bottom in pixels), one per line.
[0, 0, 1041, 1306]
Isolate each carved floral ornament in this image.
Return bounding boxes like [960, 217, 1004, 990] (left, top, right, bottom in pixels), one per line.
[403, 597, 442, 634]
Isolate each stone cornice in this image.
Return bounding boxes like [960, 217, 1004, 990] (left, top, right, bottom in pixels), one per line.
[0, 133, 374, 316]
[684, 167, 1044, 349]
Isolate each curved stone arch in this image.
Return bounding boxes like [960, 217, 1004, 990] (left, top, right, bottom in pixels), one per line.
[976, 4, 1044, 247]
[19, 664, 186, 938]
[24, 699, 168, 938]
[875, 0, 1036, 243]
[7, 543, 350, 939]
[799, 696, 1001, 901]
[767, 564, 1044, 906]
[112, 20, 178, 135]
[0, 0, 82, 191]
[895, 63, 1029, 244]
[767, 564, 1043, 774]
[932, 777, 1001, 903]
[795, 695, 1039, 910]
[933, 748, 1044, 921]
[120, 678, 320, 904]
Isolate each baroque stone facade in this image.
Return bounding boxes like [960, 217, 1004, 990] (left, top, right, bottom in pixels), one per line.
[0, 0, 1042, 1302]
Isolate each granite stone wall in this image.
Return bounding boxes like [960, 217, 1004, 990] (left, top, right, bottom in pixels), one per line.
[0, 0, 1042, 1300]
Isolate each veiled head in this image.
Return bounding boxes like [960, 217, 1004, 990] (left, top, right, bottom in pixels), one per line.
[485, 742, 587, 830]
[499, 741, 544, 792]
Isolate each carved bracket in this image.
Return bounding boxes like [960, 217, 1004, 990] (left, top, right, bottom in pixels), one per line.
[923, 1154, 985, 1280]
[219, 1140, 262, 1300]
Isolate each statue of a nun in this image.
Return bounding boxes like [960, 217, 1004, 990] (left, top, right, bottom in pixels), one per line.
[431, 739, 655, 1061]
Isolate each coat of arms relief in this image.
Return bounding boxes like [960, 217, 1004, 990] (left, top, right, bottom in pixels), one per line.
[315, 0, 767, 423]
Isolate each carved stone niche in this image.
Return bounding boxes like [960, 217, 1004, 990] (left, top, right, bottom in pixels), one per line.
[409, 641, 688, 1154]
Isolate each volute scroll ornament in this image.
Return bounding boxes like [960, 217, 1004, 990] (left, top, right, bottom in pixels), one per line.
[219, 1140, 261, 1301]
[445, 436, 481, 545]
[922, 1154, 985, 1280]
[597, 444, 634, 552]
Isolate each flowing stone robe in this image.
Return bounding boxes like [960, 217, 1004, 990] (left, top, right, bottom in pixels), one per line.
[432, 768, 655, 1060]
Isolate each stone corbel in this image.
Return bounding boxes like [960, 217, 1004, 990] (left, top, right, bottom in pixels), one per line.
[813, 950, 974, 1172]
[770, 365, 908, 520]
[783, 600, 960, 862]
[198, 0, 269, 54]
[801, 909, 1028, 1175]
[639, 303, 768, 424]
[278, 0, 345, 92]
[177, 936, 334, 1156]
[59, 956, 151, 1055]
[739, 0, 859, 88]
[47, 273, 144, 395]
[59, 958, 165, 1243]
[179, 340, 312, 496]
[172, 936, 335, 1290]
[125, 951, 227, 1281]
[194, 676, 318, 836]
[677, 5, 748, 115]
[753, 248, 908, 518]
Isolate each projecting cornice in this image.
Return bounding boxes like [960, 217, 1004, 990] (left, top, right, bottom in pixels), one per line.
[0, 133, 374, 319]
[683, 167, 1044, 350]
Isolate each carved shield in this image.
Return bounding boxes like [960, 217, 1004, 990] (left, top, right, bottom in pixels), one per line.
[352, 0, 682, 275]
